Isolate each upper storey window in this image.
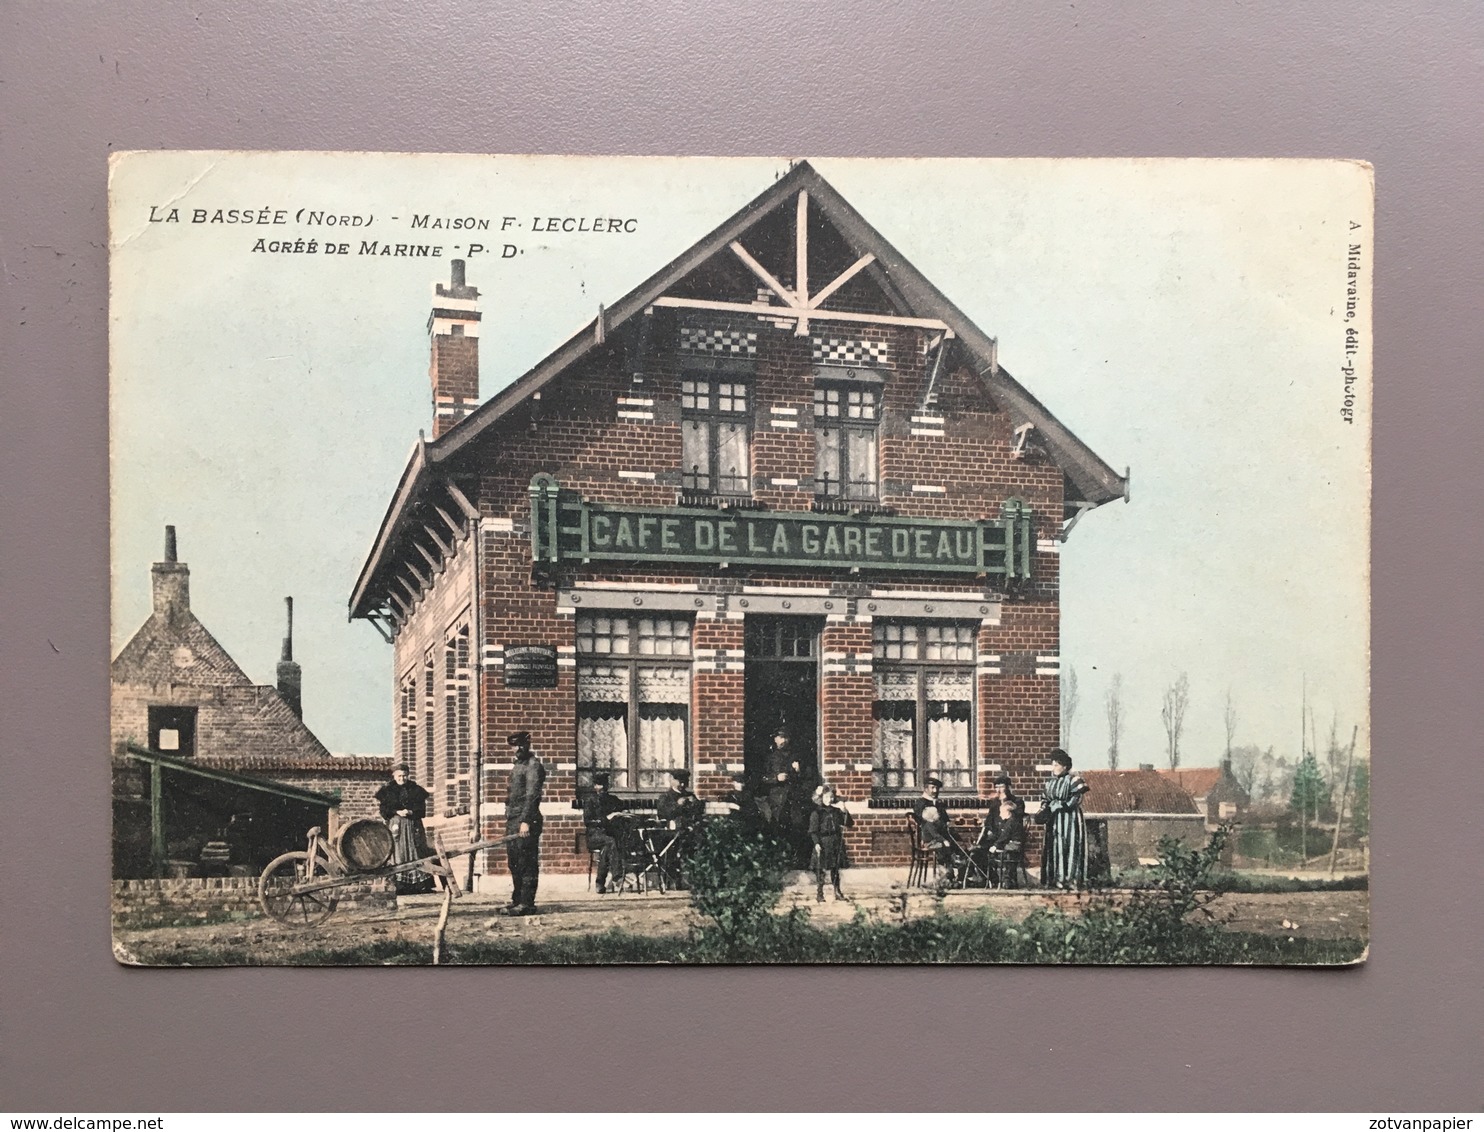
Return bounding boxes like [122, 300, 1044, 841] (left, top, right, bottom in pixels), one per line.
[678, 322, 756, 499]
[814, 381, 879, 500]
[681, 376, 751, 496]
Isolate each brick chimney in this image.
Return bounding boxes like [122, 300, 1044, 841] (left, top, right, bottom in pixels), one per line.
[428, 258, 481, 438]
[276, 595, 303, 718]
[151, 525, 190, 625]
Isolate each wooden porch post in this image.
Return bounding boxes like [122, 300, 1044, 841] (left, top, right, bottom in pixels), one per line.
[149, 760, 165, 878]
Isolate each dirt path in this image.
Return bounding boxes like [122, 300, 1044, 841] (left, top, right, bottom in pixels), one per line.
[113, 887, 1367, 965]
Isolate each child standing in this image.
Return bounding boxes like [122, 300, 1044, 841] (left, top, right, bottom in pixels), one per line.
[809, 784, 854, 901]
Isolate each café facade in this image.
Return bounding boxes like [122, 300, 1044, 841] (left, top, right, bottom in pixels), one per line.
[349, 161, 1127, 886]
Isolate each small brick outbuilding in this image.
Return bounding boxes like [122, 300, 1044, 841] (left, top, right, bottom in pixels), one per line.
[112, 527, 390, 876]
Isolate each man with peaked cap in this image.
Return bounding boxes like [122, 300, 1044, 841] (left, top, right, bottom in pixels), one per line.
[655, 767, 704, 829]
[911, 774, 963, 877]
[655, 767, 705, 885]
[580, 771, 629, 894]
[501, 731, 546, 915]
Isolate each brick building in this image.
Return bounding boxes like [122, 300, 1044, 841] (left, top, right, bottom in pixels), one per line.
[112, 527, 389, 875]
[349, 162, 1127, 888]
[1082, 768, 1205, 870]
[1161, 760, 1251, 829]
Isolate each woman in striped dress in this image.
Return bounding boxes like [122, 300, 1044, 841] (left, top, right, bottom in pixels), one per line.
[1040, 749, 1088, 889]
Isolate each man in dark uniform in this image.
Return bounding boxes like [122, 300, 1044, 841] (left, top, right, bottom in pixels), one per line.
[581, 771, 629, 894]
[763, 728, 796, 830]
[501, 731, 546, 915]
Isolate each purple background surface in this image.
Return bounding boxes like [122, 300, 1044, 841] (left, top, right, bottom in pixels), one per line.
[2, 0, 1481, 1112]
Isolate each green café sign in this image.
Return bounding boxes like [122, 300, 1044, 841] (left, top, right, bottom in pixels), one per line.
[529, 476, 1033, 578]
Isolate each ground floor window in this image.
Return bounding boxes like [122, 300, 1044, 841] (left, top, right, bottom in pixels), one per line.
[871, 622, 976, 792]
[576, 615, 692, 790]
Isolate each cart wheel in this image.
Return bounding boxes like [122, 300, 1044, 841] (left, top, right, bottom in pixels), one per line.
[259, 851, 339, 926]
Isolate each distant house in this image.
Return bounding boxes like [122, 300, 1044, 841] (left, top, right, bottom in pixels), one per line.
[1081, 767, 1204, 868]
[111, 527, 391, 876]
[1158, 761, 1250, 828]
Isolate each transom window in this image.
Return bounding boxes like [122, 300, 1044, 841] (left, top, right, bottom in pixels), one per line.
[874, 622, 976, 662]
[577, 615, 692, 791]
[872, 622, 977, 792]
[814, 382, 879, 500]
[745, 617, 819, 659]
[681, 376, 750, 496]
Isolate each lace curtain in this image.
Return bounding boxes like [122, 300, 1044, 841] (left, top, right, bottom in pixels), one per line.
[926, 670, 972, 789]
[578, 665, 629, 787]
[637, 666, 689, 788]
[874, 670, 916, 789]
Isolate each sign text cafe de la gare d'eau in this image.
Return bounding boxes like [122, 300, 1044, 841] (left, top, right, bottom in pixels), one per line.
[529, 474, 1035, 577]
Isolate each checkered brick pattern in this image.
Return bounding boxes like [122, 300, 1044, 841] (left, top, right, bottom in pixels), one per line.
[679, 325, 758, 356]
[811, 334, 891, 367]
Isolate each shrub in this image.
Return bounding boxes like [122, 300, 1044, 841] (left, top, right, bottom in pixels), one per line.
[683, 819, 791, 953]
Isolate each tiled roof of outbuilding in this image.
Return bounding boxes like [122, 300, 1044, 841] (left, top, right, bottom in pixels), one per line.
[1082, 769, 1200, 815]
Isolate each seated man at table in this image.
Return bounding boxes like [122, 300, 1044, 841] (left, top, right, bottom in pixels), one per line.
[581, 772, 629, 894]
[656, 768, 705, 831]
[911, 775, 964, 879]
[981, 774, 1027, 886]
[718, 769, 764, 832]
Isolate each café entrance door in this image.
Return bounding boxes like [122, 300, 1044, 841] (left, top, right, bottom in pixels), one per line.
[742, 616, 822, 786]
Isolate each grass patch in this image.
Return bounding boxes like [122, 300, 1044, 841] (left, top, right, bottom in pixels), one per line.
[130, 906, 1365, 968]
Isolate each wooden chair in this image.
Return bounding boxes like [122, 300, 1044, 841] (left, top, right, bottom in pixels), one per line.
[905, 815, 940, 888]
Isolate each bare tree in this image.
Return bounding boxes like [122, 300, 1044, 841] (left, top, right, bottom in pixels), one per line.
[1223, 688, 1238, 762]
[1325, 714, 1343, 788]
[1061, 665, 1080, 747]
[1104, 673, 1124, 770]
[1160, 671, 1191, 769]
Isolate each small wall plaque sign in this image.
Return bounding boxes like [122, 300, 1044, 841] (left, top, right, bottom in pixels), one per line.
[504, 644, 558, 689]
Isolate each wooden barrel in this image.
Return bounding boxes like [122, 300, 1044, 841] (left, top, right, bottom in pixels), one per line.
[336, 818, 394, 872]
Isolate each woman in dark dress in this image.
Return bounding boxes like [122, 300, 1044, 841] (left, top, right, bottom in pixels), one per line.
[375, 763, 432, 894]
[981, 774, 1027, 887]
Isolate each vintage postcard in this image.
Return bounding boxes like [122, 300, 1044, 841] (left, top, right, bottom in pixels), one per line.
[109, 154, 1371, 965]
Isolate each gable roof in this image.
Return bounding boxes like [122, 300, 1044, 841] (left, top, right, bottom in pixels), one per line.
[112, 608, 252, 688]
[1082, 769, 1201, 815]
[351, 161, 1128, 620]
[198, 685, 335, 762]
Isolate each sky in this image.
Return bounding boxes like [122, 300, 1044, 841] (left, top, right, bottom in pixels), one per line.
[110, 154, 1371, 766]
